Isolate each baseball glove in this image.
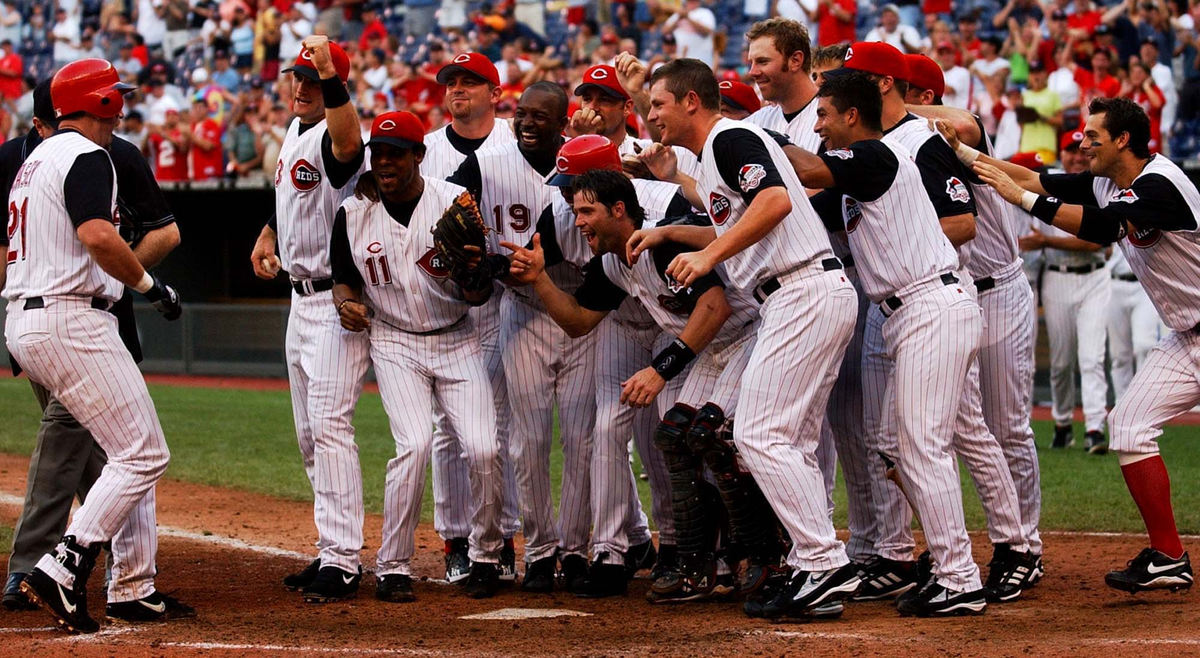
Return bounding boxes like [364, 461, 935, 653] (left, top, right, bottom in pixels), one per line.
[432, 191, 491, 288]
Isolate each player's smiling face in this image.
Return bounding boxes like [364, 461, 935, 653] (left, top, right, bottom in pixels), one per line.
[647, 80, 688, 147]
[513, 89, 566, 155]
[444, 72, 498, 121]
[814, 96, 852, 149]
[292, 73, 325, 123]
[1082, 112, 1118, 176]
[578, 88, 631, 138]
[370, 143, 423, 199]
[571, 189, 619, 255]
[747, 36, 798, 103]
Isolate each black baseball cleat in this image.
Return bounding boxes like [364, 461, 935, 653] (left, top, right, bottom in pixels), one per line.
[499, 537, 517, 583]
[576, 555, 629, 598]
[375, 574, 416, 603]
[560, 554, 589, 595]
[650, 544, 679, 582]
[302, 566, 361, 603]
[625, 540, 658, 578]
[760, 564, 862, 619]
[743, 566, 789, 618]
[1051, 424, 1074, 449]
[106, 592, 196, 623]
[852, 556, 918, 601]
[444, 538, 471, 584]
[1028, 554, 1045, 587]
[897, 581, 987, 617]
[1105, 548, 1193, 594]
[985, 544, 1040, 602]
[521, 555, 556, 593]
[284, 558, 321, 591]
[1084, 430, 1109, 455]
[464, 562, 501, 599]
[21, 536, 102, 633]
[3, 572, 35, 611]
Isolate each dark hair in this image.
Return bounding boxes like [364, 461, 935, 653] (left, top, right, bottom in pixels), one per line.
[524, 80, 569, 118]
[817, 70, 883, 132]
[1088, 96, 1152, 159]
[746, 17, 813, 73]
[812, 43, 849, 70]
[32, 79, 58, 127]
[569, 169, 645, 229]
[648, 58, 719, 111]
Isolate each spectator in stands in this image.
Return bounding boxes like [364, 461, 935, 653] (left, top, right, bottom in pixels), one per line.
[993, 0, 1044, 30]
[357, 3, 387, 52]
[936, 40, 972, 109]
[595, 31, 620, 65]
[253, 0, 281, 81]
[50, 7, 81, 68]
[1047, 40, 1083, 129]
[865, 4, 922, 53]
[649, 31, 678, 71]
[116, 109, 148, 150]
[390, 60, 434, 121]
[224, 98, 263, 178]
[406, 0, 438, 38]
[1038, 10, 1070, 69]
[971, 35, 1011, 98]
[361, 48, 389, 93]
[209, 49, 239, 91]
[78, 29, 104, 60]
[775, 0, 819, 45]
[957, 11, 983, 63]
[1081, 47, 1121, 105]
[440, 0, 469, 33]
[920, 19, 952, 54]
[1068, 0, 1104, 36]
[147, 101, 190, 182]
[232, 5, 257, 71]
[0, 0, 19, 46]
[663, 0, 716, 67]
[514, 0, 544, 38]
[1176, 0, 1200, 127]
[163, 0, 190, 58]
[813, 0, 856, 47]
[615, 4, 642, 55]
[1020, 60, 1063, 163]
[1138, 38, 1176, 139]
[1120, 61, 1165, 151]
[260, 101, 287, 178]
[496, 43, 533, 84]
[1003, 16, 1041, 86]
[0, 39, 22, 102]
[993, 83, 1026, 159]
[279, 3, 311, 63]
[572, 18, 601, 65]
[136, 0, 167, 52]
[12, 74, 33, 126]
[116, 41, 144, 81]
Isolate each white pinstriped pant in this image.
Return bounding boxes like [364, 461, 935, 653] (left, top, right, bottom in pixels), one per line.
[285, 291, 371, 572]
[5, 300, 168, 592]
[734, 267, 856, 572]
[1107, 278, 1167, 402]
[590, 317, 673, 566]
[1043, 268, 1111, 433]
[1109, 329, 1200, 455]
[501, 294, 597, 563]
[431, 295, 521, 542]
[372, 320, 502, 575]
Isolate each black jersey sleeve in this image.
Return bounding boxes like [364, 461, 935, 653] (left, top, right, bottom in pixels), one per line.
[532, 204, 565, 267]
[710, 128, 786, 205]
[64, 151, 116, 228]
[664, 191, 692, 218]
[447, 153, 483, 202]
[650, 240, 726, 309]
[575, 256, 628, 312]
[914, 136, 977, 218]
[110, 137, 175, 241]
[809, 189, 847, 232]
[320, 130, 365, 190]
[1039, 171, 1099, 205]
[818, 140, 898, 203]
[1076, 172, 1199, 244]
[329, 207, 364, 288]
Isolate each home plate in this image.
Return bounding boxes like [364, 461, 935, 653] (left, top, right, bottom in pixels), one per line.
[460, 608, 593, 620]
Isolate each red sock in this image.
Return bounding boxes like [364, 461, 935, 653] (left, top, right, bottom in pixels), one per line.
[1121, 455, 1185, 559]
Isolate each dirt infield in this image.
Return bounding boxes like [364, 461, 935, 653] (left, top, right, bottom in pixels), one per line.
[0, 454, 1195, 656]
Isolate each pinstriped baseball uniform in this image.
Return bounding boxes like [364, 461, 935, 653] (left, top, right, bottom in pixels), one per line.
[452, 141, 596, 564]
[273, 116, 371, 573]
[4, 131, 169, 593]
[543, 179, 692, 566]
[421, 119, 521, 548]
[1037, 157, 1200, 457]
[1106, 249, 1166, 401]
[812, 138, 983, 593]
[617, 134, 703, 181]
[696, 117, 857, 573]
[331, 178, 503, 575]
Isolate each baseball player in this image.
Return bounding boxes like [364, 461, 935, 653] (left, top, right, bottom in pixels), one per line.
[1106, 247, 1167, 401]
[634, 59, 862, 619]
[5, 59, 183, 634]
[249, 36, 370, 602]
[953, 96, 1198, 594]
[1, 80, 191, 622]
[504, 169, 783, 606]
[717, 80, 761, 120]
[792, 70, 989, 616]
[420, 51, 522, 585]
[905, 53, 1045, 600]
[448, 82, 596, 593]
[329, 111, 505, 602]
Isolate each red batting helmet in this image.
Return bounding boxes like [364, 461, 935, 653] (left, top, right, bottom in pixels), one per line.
[51, 59, 135, 120]
[548, 135, 621, 187]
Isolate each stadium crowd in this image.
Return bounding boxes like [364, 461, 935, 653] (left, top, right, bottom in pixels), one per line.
[0, 0, 1194, 182]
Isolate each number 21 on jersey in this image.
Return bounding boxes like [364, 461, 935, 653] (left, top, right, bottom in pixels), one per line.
[7, 198, 26, 263]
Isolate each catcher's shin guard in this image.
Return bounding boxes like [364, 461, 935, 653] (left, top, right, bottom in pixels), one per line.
[687, 404, 785, 567]
[654, 404, 715, 573]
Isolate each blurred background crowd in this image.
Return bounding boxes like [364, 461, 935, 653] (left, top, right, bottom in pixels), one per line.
[0, 0, 1195, 183]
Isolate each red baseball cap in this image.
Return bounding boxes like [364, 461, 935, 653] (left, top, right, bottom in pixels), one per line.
[548, 135, 621, 186]
[283, 40, 351, 83]
[574, 64, 630, 101]
[718, 80, 761, 114]
[1060, 129, 1085, 151]
[436, 52, 501, 87]
[841, 41, 910, 80]
[369, 111, 425, 150]
[1009, 151, 1044, 169]
[903, 54, 944, 98]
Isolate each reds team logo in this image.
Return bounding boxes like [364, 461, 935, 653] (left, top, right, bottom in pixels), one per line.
[709, 192, 731, 225]
[739, 164, 766, 193]
[417, 247, 452, 278]
[844, 196, 863, 232]
[718, 80, 733, 91]
[367, 241, 384, 253]
[1111, 189, 1139, 204]
[588, 68, 609, 81]
[452, 53, 472, 64]
[945, 176, 970, 203]
[556, 155, 571, 172]
[291, 159, 322, 191]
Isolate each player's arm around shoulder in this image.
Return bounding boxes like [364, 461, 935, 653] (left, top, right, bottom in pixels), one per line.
[329, 203, 370, 331]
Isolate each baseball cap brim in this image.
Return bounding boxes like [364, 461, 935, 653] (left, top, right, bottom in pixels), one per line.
[282, 63, 322, 81]
[547, 172, 575, 187]
[720, 95, 749, 112]
[436, 63, 494, 86]
[574, 82, 627, 100]
[368, 136, 423, 150]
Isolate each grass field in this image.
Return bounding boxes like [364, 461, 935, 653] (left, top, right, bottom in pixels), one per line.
[0, 377, 1197, 534]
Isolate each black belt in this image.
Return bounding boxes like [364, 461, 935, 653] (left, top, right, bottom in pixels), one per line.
[754, 258, 843, 303]
[291, 277, 334, 296]
[842, 255, 855, 269]
[404, 314, 467, 336]
[974, 276, 995, 293]
[1047, 263, 1102, 274]
[1113, 272, 1138, 282]
[882, 272, 959, 315]
[23, 296, 111, 311]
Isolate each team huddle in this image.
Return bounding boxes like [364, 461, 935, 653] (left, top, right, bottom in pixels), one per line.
[3, 16, 1199, 635]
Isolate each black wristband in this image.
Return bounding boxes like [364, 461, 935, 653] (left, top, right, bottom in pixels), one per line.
[651, 338, 696, 381]
[1030, 194, 1063, 225]
[320, 76, 350, 109]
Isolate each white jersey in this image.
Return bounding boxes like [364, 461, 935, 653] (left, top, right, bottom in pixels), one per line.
[422, 119, 515, 180]
[746, 97, 822, 152]
[695, 117, 834, 290]
[4, 131, 121, 303]
[819, 139, 959, 302]
[274, 117, 366, 280]
[617, 134, 702, 180]
[965, 131, 1023, 279]
[340, 177, 473, 333]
